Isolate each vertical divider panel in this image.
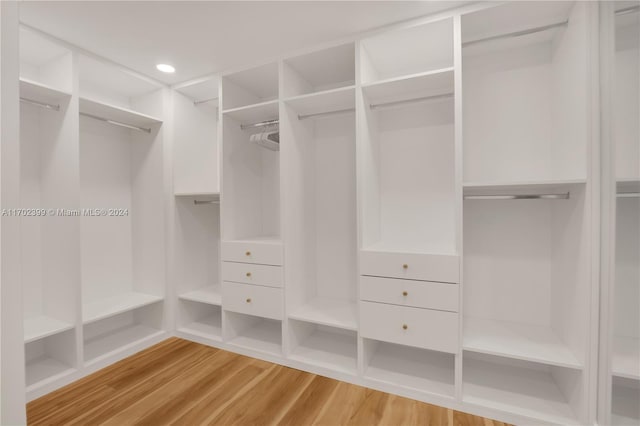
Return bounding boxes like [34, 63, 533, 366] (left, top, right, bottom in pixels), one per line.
[355, 40, 365, 376]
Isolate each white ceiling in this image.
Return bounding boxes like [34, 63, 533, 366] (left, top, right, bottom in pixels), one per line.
[19, 1, 471, 85]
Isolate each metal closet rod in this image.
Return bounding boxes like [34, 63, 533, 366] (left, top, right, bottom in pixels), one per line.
[462, 20, 569, 48]
[240, 118, 279, 130]
[20, 97, 60, 111]
[370, 92, 453, 110]
[617, 192, 640, 198]
[193, 97, 219, 106]
[298, 107, 355, 121]
[616, 5, 640, 15]
[193, 199, 219, 205]
[80, 112, 152, 133]
[464, 192, 570, 200]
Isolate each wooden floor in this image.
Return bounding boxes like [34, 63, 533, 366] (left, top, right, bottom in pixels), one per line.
[28, 338, 508, 426]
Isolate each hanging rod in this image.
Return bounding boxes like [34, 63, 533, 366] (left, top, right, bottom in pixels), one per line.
[464, 192, 570, 200]
[80, 112, 151, 133]
[462, 20, 569, 48]
[370, 93, 453, 110]
[20, 97, 60, 111]
[240, 118, 279, 131]
[617, 192, 640, 198]
[193, 199, 219, 205]
[193, 97, 219, 106]
[616, 5, 640, 15]
[298, 107, 355, 121]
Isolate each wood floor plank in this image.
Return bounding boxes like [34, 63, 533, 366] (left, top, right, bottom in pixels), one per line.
[27, 338, 510, 426]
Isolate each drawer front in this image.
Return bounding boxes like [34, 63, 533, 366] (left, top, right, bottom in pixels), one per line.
[360, 250, 459, 283]
[361, 276, 458, 312]
[222, 240, 283, 265]
[360, 301, 458, 353]
[222, 262, 283, 288]
[222, 282, 283, 320]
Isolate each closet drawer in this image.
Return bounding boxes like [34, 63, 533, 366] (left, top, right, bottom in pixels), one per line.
[222, 262, 283, 288]
[222, 282, 283, 320]
[360, 301, 458, 354]
[360, 276, 458, 312]
[360, 250, 459, 283]
[222, 240, 283, 266]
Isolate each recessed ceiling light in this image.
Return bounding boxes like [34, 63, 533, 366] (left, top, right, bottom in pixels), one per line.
[156, 63, 175, 73]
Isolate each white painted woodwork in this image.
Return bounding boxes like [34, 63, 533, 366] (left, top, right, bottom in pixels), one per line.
[222, 282, 283, 320]
[360, 276, 459, 312]
[222, 262, 283, 288]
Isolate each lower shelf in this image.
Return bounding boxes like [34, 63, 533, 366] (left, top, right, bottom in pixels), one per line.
[289, 324, 357, 375]
[612, 378, 640, 426]
[227, 313, 282, 356]
[463, 354, 579, 424]
[26, 356, 75, 389]
[24, 315, 74, 344]
[179, 315, 222, 341]
[289, 298, 357, 331]
[364, 339, 455, 398]
[84, 324, 163, 364]
[613, 336, 640, 380]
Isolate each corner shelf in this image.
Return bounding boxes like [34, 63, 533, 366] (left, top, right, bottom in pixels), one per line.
[20, 78, 71, 104]
[24, 316, 74, 344]
[79, 97, 162, 128]
[613, 336, 640, 380]
[362, 67, 454, 106]
[179, 285, 222, 306]
[289, 298, 357, 331]
[463, 317, 582, 369]
[82, 292, 164, 324]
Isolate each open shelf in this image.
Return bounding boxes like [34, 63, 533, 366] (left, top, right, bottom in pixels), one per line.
[284, 86, 355, 118]
[222, 100, 279, 125]
[289, 298, 357, 331]
[362, 67, 454, 106]
[175, 77, 219, 104]
[26, 357, 75, 390]
[82, 292, 163, 324]
[25, 329, 76, 389]
[463, 179, 586, 196]
[464, 317, 582, 369]
[80, 97, 162, 128]
[84, 324, 163, 364]
[289, 321, 357, 375]
[179, 285, 221, 306]
[24, 316, 74, 344]
[226, 312, 282, 356]
[20, 78, 71, 105]
[463, 354, 580, 425]
[222, 62, 278, 110]
[364, 339, 455, 398]
[179, 315, 222, 341]
[612, 377, 640, 425]
[613, 336, 640, 380]
[175, 191, 220, 199]
[226, 236, 282, 245]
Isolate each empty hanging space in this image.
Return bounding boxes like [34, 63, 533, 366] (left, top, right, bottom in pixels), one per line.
[281, 62, 357, 330]
[173, 77, 220, 196]
[19, 29, 79, 397]
[288, 320, 357, 375]
[225, 312, 282, 356]
[463, 353, 582, 424]
[362, 339, 455, 399]
[79, 55, 166, 358]
[462, 1, 589, 186]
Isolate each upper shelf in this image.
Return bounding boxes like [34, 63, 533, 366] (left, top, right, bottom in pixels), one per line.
[20, 78, 71, 107]
[463, 179, 587, 197]
[80, 97, 163, 128]
[284, 86, 355, 119]
[222, 100, 279, 126]
[362, 68, 454, 107]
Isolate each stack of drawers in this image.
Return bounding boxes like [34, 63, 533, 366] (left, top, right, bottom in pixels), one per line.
[359, 250, 460, 354]
[221, 240, 284, 320]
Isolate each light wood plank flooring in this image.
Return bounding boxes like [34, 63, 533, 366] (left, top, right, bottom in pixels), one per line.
[28, 337, 509, 425]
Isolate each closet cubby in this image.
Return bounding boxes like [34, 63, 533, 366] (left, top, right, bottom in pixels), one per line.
[288, 320, 357, 375]
[221, 62, 278, 111]
[173, 78, 220, 196]
[83, 303, 164, 364]
[281, 95, 357, 330]
[462, 1, 589, 185]
[282, 43, 355, 98]
[177, 301, 222, 341]
[362, 339, 455, 398]
[360, 18, 453, 84]
[359, 80, 456, 255]
[463, 353, 582, 424]
[225, 312, 282, 356]
[612, 376, 640, 425]
[175, 194, 221, 307]
[25, 330, 76, 390]
[20, 27, 72, 94]
[79, 56, 166, 340]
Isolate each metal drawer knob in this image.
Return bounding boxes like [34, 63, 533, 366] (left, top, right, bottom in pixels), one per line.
[245, 251, 251, 256]
[402, 324, 408, 330]
[246, 272, 252, 277]
[402, 264, 408, 269]
[402, 291, 408, 296]
[246, 298, 252, 303]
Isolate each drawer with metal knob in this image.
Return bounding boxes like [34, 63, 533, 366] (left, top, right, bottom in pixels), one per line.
[360, 250, 459, 283]
[222, 262, 283, 288]
[360, 301, 458, 353]
[360, 276, 458, 312]
[222, 282, 283, 320]
[222, 239, 283, 265]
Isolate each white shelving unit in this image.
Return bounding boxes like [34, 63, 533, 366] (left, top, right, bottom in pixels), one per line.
[82, 292, 164, 324]
[25, 330, 76, 390]
[226, 312, 282, 356]
[289, 321, 357, 375]
[179, 285, 222, 306]
[289, 299, 357, 331]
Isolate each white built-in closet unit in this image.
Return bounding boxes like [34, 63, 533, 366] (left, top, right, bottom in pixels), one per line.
[18, 26, 169, 401]
[6, 1, 636, 425]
